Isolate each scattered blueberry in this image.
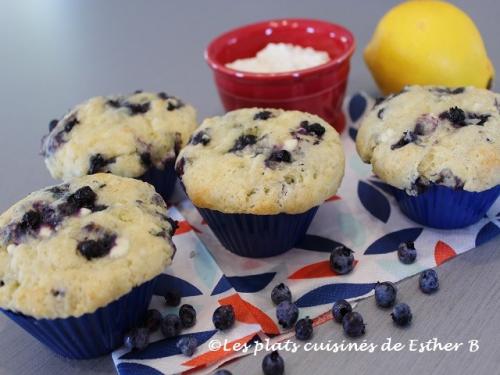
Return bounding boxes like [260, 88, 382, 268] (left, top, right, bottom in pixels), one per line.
[161, 314, 182, 338]
[329, 245, 355, 275]
[271, 283, 292, 305]
[47, 184, 69, 198]
[342, 311, 366, 338]
[212, 305, 235, 330]
[0, 280, 4, 287]
[391, 303, 413, 327]
[158, 92, 170, 100]
[176, 336, 198, 357]
[276, 300, 299, 329]
[295, 317, 313, 341]
[435, 168, 464, 189]
[58, 186, 98, 216]
[19, 210, 42, 233]
[179, 304, 197, 328]
[398, 241, 417, 264]
[124, 327, 149, 351]
[166, 217, 178, 236]
[374, 281, 397, 308]
[175, 157, 186, 177]
[140, 152, 153, 167]
[391, 131, 417, 150]
[191, 131, 211, 146]
[88, 154, 115, 174]
[144, 309, 162, 332]
[299, 120, 325, 138]
[229, 134, 257, 152]
[266, 150, 292, 165]
[64, 114, 79, 133]
[377, 108, 385, 119]
[77, 233, 117, 260]
[214, 370, 232, 375]
[164, 289, 181, 306]
[419, 269, 439, 294]
[254, 110, 273, 120]
[466, 112, 490, 126]
[48, 119, 58, 132]
[167, 100, 185, 111]
[106, 99, 121, 108]
[262, 351, 285, 375]
[430, 87, 465, 95]
[126, 101, 150, 115]
[439, 106, 466, 126]
[332, 299, 353, 323]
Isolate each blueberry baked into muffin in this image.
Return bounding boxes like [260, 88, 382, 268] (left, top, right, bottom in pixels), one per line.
[356, 85, 500, 228]
[0, 173, 176, 358]
[176, 108, 345, 257]
[41, 91, 197, 200]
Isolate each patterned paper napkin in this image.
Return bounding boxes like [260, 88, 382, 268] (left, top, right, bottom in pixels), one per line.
[113, 93, 500, 375]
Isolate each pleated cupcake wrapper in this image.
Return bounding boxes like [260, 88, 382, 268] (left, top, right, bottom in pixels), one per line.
[393, 185, 500, 229]
[140, 160, 177, 202]
[1, 278, 157, 359]
[196, 206, 319, 258]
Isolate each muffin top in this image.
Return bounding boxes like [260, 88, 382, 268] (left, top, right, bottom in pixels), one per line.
[42, 91, 197, 181]
[176, 108, 345, 214]
[0, 174, 176, 319]
[356, 86, 500, 193]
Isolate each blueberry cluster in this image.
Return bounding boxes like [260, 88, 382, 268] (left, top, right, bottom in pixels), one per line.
[124, 291, 199, 357]
[1, 185, 107, 246]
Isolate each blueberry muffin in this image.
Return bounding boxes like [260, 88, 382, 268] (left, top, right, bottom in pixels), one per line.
[41, 91, 197, 200]
[176, 108, 344, 257]
[0, 174, 176, 358]
[356, 85, 500, 228]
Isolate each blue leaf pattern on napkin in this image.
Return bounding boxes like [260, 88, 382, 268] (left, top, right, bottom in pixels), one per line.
[476, 222, 500, 247]
[154, 274, 203, 297]
[211, 275, 233, 295]
[364, 228, 423, 255]
[117, 363, 163, 375]
[358, 181, 391, 222]
[226, 272, 276, 293]
[296, 234, 344, 252]
[296, 283, 376, 308]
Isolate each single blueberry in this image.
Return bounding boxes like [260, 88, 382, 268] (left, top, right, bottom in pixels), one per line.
[329, 245, 355, 275]
[342, 311, 366, 338]
[262, 351, 285, 375]
[64, 115, 79, 132]
[254, 110, 273, 121]
[300, 120, 326, 138]
[161, 314, 182, 338]
[126, 102, 150, 115]
[439, 106, 466, 126]
[19, 210, 42, 233]
[398, 241, 417, 264]
[214, 370, 233, 375]
[77, 233, 116, 260]
[176, 336, 198, 357]
[391, 303, 412, 326]
[295, 317, 313, 341]
[229, 134, 257, 152]
[419, 269, 439, 294]
[332, 299, 353, 323]
[164, 289, 181, 306]
[377, 108, 385, 119]
[124, 327, 149, 351]
[88, 154, 115, 174]
[266, 150, 292, 164]
[212, 305, 235, 330]
[140, 152, 153, 168]
[271, 283, 292, 305]
[391, 131, 417, 150]
[48, 119, 58, 132]
[144, 309, 162, 332]
[106, 99, 121, 108]
[179, 304, 197, 328]
[191, 131, 211, 146]
[374, 281, 397, 308]
[276, 300, 299, 329]
[167, 100, 185, 111]
[158, 92, 170, 100]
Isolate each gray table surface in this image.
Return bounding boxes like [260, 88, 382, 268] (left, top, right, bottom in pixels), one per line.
[0, 1, 499, 374]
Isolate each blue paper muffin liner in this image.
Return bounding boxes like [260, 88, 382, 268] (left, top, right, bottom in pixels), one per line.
[197, 206, 319, 258]
[139, 160, 177, 202]
[0, 278, 157, 359]
[393, 184, 500, 229]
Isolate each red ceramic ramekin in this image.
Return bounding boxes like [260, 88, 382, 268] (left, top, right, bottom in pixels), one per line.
[205, 19, 356, 133]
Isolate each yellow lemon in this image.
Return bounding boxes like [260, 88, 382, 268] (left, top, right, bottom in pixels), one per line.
[364, 0, 495, 95]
